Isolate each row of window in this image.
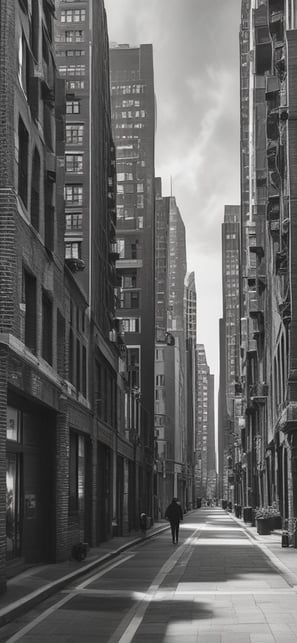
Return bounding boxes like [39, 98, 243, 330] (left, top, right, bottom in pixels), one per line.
[117, 182, 144, 193]
[56, 48, 86, 57]
[60, 9, 86, 23]
[58, 64, 86, 76]
[115, 123, 145, 129]
[66, 80, 84, 90]
[55, 30, 84, 42]
[111, 85, 145, 95]
[113, 110, 146, 119]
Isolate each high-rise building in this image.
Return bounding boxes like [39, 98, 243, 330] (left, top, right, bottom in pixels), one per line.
[154, 185, 195, 513]
[55, 0, 127, 548]
[207, 373, 217, 498]
[110, 44, 156, 518]
[219, 206, 241, 501]
[184, 271, 197, 508]
[195, 345, 215, 500]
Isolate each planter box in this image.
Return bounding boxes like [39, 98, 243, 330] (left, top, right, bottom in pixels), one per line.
[256, 518, 271, 535]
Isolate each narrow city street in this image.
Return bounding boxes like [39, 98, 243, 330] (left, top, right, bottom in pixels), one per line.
[1, 509, 297, 643]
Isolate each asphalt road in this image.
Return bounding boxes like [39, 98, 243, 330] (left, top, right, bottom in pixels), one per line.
[1, 508, 297, 642]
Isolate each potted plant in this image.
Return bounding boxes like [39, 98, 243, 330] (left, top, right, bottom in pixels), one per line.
[255, 507, 271, 535]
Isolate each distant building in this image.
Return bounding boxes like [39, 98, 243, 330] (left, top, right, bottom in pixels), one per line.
[184, 271, 197, 508]
[219, 206, 241, 502]
[195, 345, 215, 500]
[154, 183, 195, 514]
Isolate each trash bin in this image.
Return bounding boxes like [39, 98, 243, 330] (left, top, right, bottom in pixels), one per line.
[282, 530, 289, 547]
[243, 506, 253, 523]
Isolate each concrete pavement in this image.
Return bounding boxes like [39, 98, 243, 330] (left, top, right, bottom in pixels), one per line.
[1, 509, 297, 639]
[0, 522, 169, 627]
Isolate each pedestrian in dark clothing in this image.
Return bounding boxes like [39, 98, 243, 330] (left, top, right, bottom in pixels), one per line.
[165, 497, 183, 544]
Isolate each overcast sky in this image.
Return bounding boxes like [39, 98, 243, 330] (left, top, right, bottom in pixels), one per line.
[105, 0, 241, 406]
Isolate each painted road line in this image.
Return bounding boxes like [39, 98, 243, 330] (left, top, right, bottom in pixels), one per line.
[108, 527, 202, 643]
[5, 554, 135, 643]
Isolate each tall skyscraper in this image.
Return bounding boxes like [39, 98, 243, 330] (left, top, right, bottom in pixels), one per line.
[184, 271, 197, 508]
[195, 344, 215, 500]
[154, 185, 195, 513]
[110, 44, 156, 515]
[219, 206, 241, 501]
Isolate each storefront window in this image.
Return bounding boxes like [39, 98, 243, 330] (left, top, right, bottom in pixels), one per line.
[69, 431, 85, 514]
[6, 454, 21, 559]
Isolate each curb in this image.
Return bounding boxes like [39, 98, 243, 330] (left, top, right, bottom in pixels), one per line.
[0, 525, 169, 628]
[231, 513, 297, 590]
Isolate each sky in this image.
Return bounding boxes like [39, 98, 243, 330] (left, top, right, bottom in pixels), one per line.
[104, 0, 241, 410]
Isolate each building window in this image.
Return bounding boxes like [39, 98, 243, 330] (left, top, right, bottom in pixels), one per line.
[61, 9, 86, 23]
[82, 345, 87, 397]
[23, 270, 37, 354]
[57, 48, 86, 57]
[76, 339, 80, 392]
[65, 184, 83, 205]
[65, 212, 82, 231]
[58, 30, 84, 43]
[121, 318, 140, 333]
[66, 100, 80, 114]
[122, 273, 137, 288]
[57, 310, 65, 377]
[65, 241, 81, 259]
[117, 239, 125, 258]
[131, 242, 137, 259]
[18, 117, 29, 208]
[119, 291, 140, 309]
[65, 154, 83, 173]
[30, 147, 40, 231]
[42, 290, 53, 365]
[137, 194, 144, 208]
[66, 123, 84, 144]
[127, 347, 140, 389]
[69, 327, 74, 383]
[66, 80, 84, 90]
[18, 32, 29, 94]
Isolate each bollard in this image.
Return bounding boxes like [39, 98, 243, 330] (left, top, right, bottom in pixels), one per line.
[281, 530, 289, 548]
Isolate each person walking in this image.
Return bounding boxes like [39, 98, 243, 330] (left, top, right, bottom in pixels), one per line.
[165, 497, 183, 544]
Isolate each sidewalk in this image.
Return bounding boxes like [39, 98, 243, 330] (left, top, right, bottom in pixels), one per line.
[232, 512, 297, 589]
[0, 521, 169, 628]
[2, 512, 297, 631]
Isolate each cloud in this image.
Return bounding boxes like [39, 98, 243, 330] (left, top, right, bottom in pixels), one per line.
[104, 0, 241, 384]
